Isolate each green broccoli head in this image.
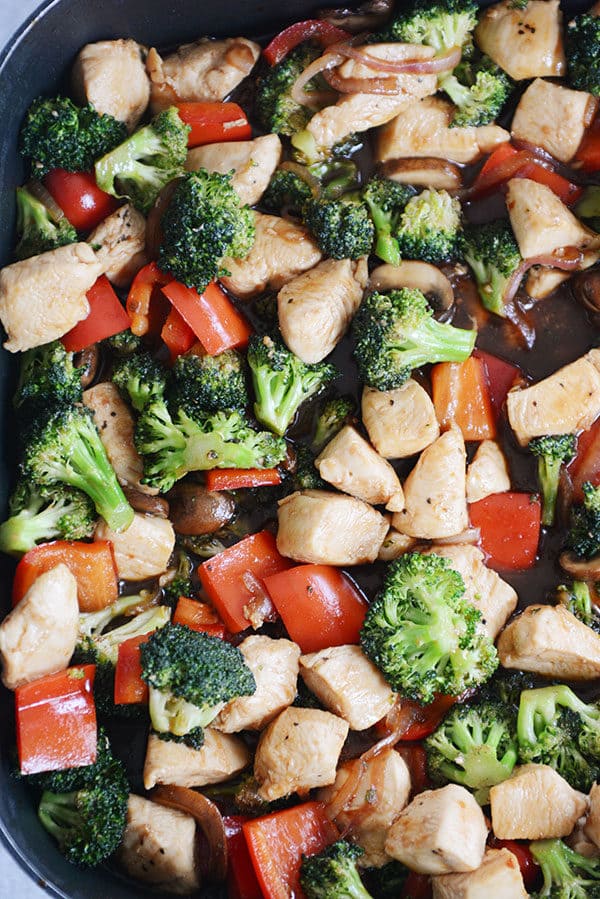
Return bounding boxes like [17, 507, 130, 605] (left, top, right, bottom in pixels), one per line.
[158, 167, 255, 293]
[440, 55, 513, 127]
[360, 553, 498, 705]
[170, 349, 248, 416]
[290, 444, 327, 491]
[461, 219, 522, 317]
[13, 340, 83, 415]
[95, 106, 190, 214]
[104, 328, 143, 357]
[530, 838, 600, 898]
[153, 727, 206, 751]
[312, 396, 355, 451]
[363, 861, 409, 898]
[575, 186, 600, 234]
[556, 581, 600, 633]
[361, 177, 416, 266]
[111, 351, 167, 412]
[14, 186, 77, 260]
[303, 196, 375, 260]
[300, 840, 372, 899]
[0, 480, 96, 556]
[161, 550, 194, 608]
[568, 481, 600, 560]
[77, 592, 171, 667]
[566, 13, 600, 96]
[377, 0, 478, 54]
[256, 44, 320, 136]
[261, 169, 314, 215]
[395, 188, 462, 263]
[353, 288, 476, 391]
[529, 435, 577, 527]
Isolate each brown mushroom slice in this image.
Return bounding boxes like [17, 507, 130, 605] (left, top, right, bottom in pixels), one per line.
[167, 482, 235, 535]
[370, 262, 454, 311]
[122, 486, 170, 518]
[572, 269, 600, 315]
[318, 0, 393, 33]
[73, 344, 99, 388]
[560, 551, 600, 580]
[381, 158, 462, 191]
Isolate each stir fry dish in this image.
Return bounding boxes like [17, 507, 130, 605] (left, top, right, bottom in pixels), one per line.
[3, 0, 600, 895]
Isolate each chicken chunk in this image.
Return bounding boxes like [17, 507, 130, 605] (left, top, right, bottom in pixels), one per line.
[72, 40, 150, 132]
[147, 38, 260, 113]
[117, 795, 200, 894]
[315, 426, 404, 511]
[319, 750, 411, 868]
[95, 513, 175, 581]
[278, 257, 368, 364]
[0, 564, 78, 690]
[186, 134, 281, 206]
[143, 729, 250, 789]
[87, 204, 147, 288]
[385, 784, 488, 875]
[511, 79, 597, 164]
[584, 783, 600, 848]
[392, 425, 468, 539]
[299, 644, 395, 730]
[475, 0, 565, 81]
[362, 382, 440, 459]
[277, 490, 388, 565]
[377, 97, 509, 166]
[525, 266, 571, 301]
[0, 243, 102, 352]
[490, 764, 588, 840]
[220, 212, 322, 300]
[334, 43, 438, 96]
[497, 603, 600, 680]
[214, 635, 300, 733]
[466, 440, 511, 504]
[254, 707, 349, 801]
[432, 848, 529, 899]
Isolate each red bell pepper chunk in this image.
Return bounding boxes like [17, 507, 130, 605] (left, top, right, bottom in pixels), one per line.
[173, 597, 226, 638]
[575, 114, 600, 172]
[569, 417, 600, 501]
[161, 306, 196, 361]
[518, 161, 583, 206]
[263, 19, 350, 66]
[402, 872, 433, 899]
[469, 492, 541, 570]
[474, 349, 520, 419]
[126, 261, 172, 337]
[62, 275, 131, 352]
[12, 540, 119, 612]
[162, 280, 252, 355]
[471, 143, 582, 205]
[114, 634, 151, 705]
[16, 665, 97, 775]
[394, 695, 459, 742]
[224, 817, 263, 899]
[263, 564, 368, 653]
[243, 802, 338, 899]
[44, 168, 118, 231]
[198, 531, 291, 633]
[431, 356, 497, 441]
[177, 102, 252, 148]
[205, 468, 282, 491]
[488, 838, 540, 891]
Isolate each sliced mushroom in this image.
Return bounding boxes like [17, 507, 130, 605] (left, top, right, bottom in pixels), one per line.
[122, 486, 170, 518]
[560, 551, 600, 580]
[370, 262, 454, 311]
[381, 157, 462, 191]
[572, 269, 600, 315]
[167, 482, 236, 535]
[73, 344, 99, 388]
[318, 0, 393, 32]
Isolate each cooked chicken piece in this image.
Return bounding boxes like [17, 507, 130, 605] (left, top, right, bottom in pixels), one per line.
[143, 729, 250, 789]
[315, 426, 404, 511]
[147, 38, 260, 113]
[490, 764, 587, 840]
[584, 783, 600, 848]
[0, 564, 78, 690]
[87, 204, 147, 288]
[466, 440, 511, 504]
[71, 39, 150, 131]
[362, 382, 440, 459]
[377, 97, 509, 166]
[392, 425, 467, 539]
[0, 243, 102, 353]
[425, 545, 517, 641]
[299, 645, 395, 730]
[95, 513, 175, 581]
[254, 707, 349, 801]
[277, 490, 388, 565]
[220, 212, 322, 300]
[319, 750, 411, 867]
[511, 79, 597, 164]
[186, 134, 282, 206]
[497, 603, 600, 680]
[569, 821, 600, 858]
[278, 257, 368, 364]
[117, 795, 200, 894]
[385, 784, 488, 875]
[525, 267, 571, 300]
[432, 848, 528, 899]
[475, 0, 565, 81]
[378, 528, 417, 561]
[335, 43, 437, 95]
[506, 348, 600, 445]
[214, 635, 300, 732]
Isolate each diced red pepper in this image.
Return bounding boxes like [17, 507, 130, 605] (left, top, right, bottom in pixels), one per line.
[569, 417, 600, 501]
[431, 356, 497, 441]
[44, 168, 118, 231]
[114, 634, 151, 705]
[224, 816, 263, 899]
[402, 872, 432, 899]
[205, 468, 282, 491]
[263, 19, 349, 66]
[469, 492, 541, 570]
[395, 695, 459, 742]
[575, 114, 600, 172]
[173, 597, 226, 638]
[471, 143, 582, 205]
[126, 261, 171, 337]
[162, 280, 252, 355]
[488, 838, 540, 891]
[518, 161, 583, 206]
[16, 665, 97, 775]
[161, 306, 196, 361]
[177, 102, 252, 148]
[474, 349, 520, 419]
[263, 564, 368, 653]
[62, 275, 131, 352]
[396, 745, 431, 797]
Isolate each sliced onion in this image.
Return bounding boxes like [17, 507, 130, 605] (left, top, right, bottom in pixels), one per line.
[435, 527, 481, 546]
[324, 68, 405, 94]
[502, 247, 585, 306]
[461, 151, 542, 200]
[290, 52, 343, 108]
[325, 757, 367, 821]
[331, 42, 462, 74]
[242, 570, 277, 629]
[279, 161, 321, 197]
[26, 179, 66, 222]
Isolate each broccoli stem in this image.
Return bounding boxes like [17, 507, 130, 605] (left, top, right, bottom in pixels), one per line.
[0, 504, 65, 556]
[538, 455, 563, 527]
[365, 200, 402, 267]
[67, 434, 133, 533]
[517, 685, 593, 746]
[38, 792, 82, 840]
[396, 316, 476, 370]
[183, 432, 272, 471]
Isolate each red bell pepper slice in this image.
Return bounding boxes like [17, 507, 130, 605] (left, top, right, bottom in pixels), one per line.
[431, 356, 497, 441]
[12, 540, 119, 612]
[114, 634, 151, 705]
[161, 306, 196, 361]
[224, 816, 263, 899]
[62, 275, 131, 352]
[263, 19, 350, 66]
[569, 417, 600, 501]
[162, 280, 252, 355]
[177, 102, 252, 148]
[198, 531, 291, 633]
[173, 597, 226, 638]
[471, 143, 582, 205]
[396, 695, 459, 742]
[263, 564, 368, 653]
[402, 873, 432, 899]
[205, 468, 282, 491]
[126, 262, 172, 337]
[44, 168, 118, 231]
[243, 802, 338, 899]
[575, 114, 600, 172]
[488, 838, 540, 891]
[474, 349, 520, 419]
[469, 492, 541, 570]
[16, 665, 97, 775]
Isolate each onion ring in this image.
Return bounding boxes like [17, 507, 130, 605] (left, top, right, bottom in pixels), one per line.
[330, 41, 461, 74]
[503, 247, 585, 306]
[290, 52, 343, 108]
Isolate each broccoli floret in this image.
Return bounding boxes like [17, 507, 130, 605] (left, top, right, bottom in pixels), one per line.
[556, 581, 600, 633]
[20, 95, 127, 179]
[14, 186, 77, 260]
[112, 351, 167, 412]
[104, 328, 143, 357]
[290, 444, 327, 491]
[530, 838, 600, 898]
[377, 0, 477, 53]
[360, 552, 498, 705]
[262, 169, 314, 215]
[22, 405, 134, 533]
[480, 668, 536, 710]
[95, 106, 189, 214]
[568, 482, 600, 560]
[135, 399, 286, 493]
[300, 840, 373, 899]
[566, 13, 600, 96]
[394, 189, 462, 264]
[353, 288, 476, 391]
[303, 196, 375, 260]
[170, 350, 248, 416]
[77, 593, 171, 666]
[153, 727, 206, 751]
[529, 435, 577, 527]
[312, 396, 355, 451]
[256, 44, 320, 136]
[461, 219, 522, 317]
[361, 177, 416, 266]
[158, 167, 255, 293]
[364, 862, 409, 899]
[440, 55, 513, 127]
[575, 186, 600, 234]
[13, 340, 83, 415]
[248, 334, 337, 437]
[140, 623, 256, 743]
[0, 480, 96, 556]
[312, 159, 361, 200]
[162, 550, 194, 608]
[425, 698, 518, 802]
